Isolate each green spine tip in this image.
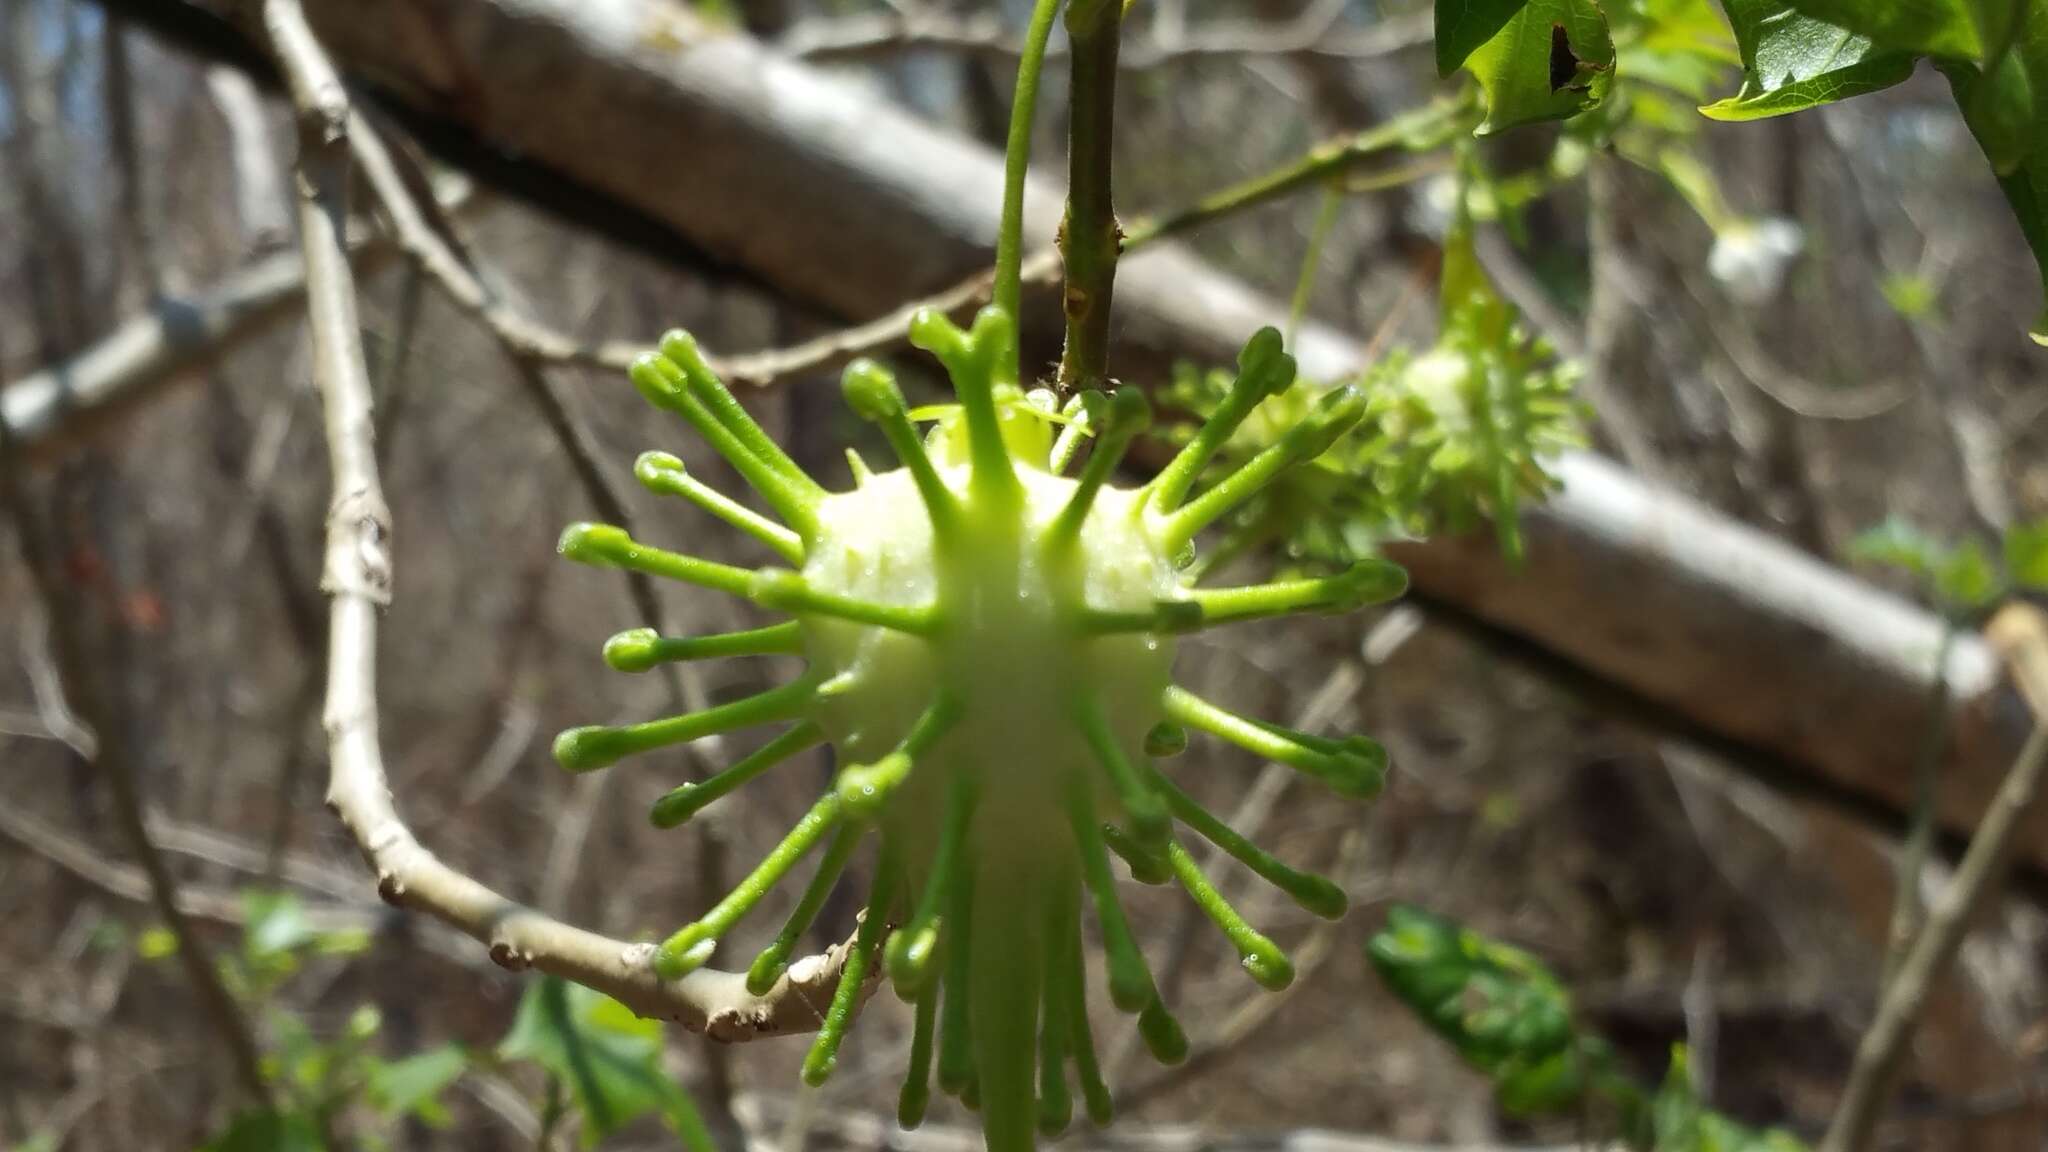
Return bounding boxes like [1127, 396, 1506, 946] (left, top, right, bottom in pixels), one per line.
[967, 305, 1018, 375]
[558, 522, 630, 566]
[1237, 326, 1293, 396]
[1038, 1086, 1072, 1137]
[628, 352, 685, 406]
[1294, 385, 1367, 455]
[1331, 558, 1409, 609]
[1102, 823, 1171, 885]
[1081, 1082, 1113, 1128]
[908, 306, 967, 359]
[653, 933, 717, 980]
[1144, 722, 1188, 758]
[602, 627, 662, 673]
[1137, 1001, 1190, 1065]
[886, 924, 940, 996]
[632, 449, 686, 487]
[1243, 948, 1295, 991]
[837, 753, 913, 819]
[841, 359, 907, 421]
[553, 726, 625, 772]
[649, 782, 710, 827]
[657, 328, 712, 376]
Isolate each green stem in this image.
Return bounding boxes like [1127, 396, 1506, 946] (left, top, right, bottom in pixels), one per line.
[972, 858, 1045, 1152]
[994, 0, 1066, 349]
[1057, 0, 1125, 391]
[746, 823, 862, 993]
[1285, 184, 1343, 347]
[1123, 98, 1469, 248]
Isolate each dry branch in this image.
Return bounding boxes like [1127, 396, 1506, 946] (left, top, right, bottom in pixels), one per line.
[87, 0, 2048, 878]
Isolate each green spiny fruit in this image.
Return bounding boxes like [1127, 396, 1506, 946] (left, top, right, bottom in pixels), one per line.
[554, 306, 1403, 1152]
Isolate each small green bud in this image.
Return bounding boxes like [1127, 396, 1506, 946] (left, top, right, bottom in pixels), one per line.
[841, 359, 907, 422]
[633, 450, 686, 489]
[557, 522, 631, 566]
[657, 328, 711, 377]
[628, 352, 684, 407]
[1235, 326, 1296, 401]
[1327, 559, 1410, 611]
[1288, 385, 1368, 458]
[908, 307, 969, 361]
[553, 726, 627, 772]
[1242, 946, 1295, 991]
[1137, 1001, 1188, 1065]
[838, 753, 913, 819]
[603, 627, 663, 673]
[1143, 722, 1188, 758]
[886, 925, 940, 994]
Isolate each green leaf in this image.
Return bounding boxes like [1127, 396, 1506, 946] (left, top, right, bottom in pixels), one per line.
[2007, 520, 2048, 589]
[1880, 271, 1940, 318]
[498, 977, 712, 1150]
[1465, 0, 1616, 133]
[136, 925, 179, 960]
[243, 890, 317, 960]
[1944, 2, 2048, 341]
[1700, 1, 1917, 120]
[369, 1045, 470, 1122]
[1437, 0, 1533, 77]
[1366, 905, 1577, 1074]
[1782, 0, 2000, 59]
[1850, 517, 1947, 578]
[1935, 539, 2001, 610]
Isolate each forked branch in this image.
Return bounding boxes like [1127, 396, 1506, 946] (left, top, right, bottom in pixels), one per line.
[263, 0, 861, 1039]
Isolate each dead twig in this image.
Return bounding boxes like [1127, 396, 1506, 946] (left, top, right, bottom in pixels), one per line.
[1819, 602, 2048, 1152]
[263, 0, 859, 1039]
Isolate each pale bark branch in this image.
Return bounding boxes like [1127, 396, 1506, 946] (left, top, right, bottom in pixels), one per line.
[260, 0, 853, 1040]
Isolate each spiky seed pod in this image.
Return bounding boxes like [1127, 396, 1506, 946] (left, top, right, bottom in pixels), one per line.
[554, 308, 1403, 1152]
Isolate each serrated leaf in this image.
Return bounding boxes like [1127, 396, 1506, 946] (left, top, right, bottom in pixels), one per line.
[2007, 520, 2048, 589]
[1701, 1, 1916, 120]
[1465, 0, 1616, 133]
[1782, 0, 1997, 59]
[1438, 0, 1533, 77]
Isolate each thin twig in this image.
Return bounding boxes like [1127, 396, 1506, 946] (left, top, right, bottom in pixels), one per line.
[0, 472, 272, 1103]
[261, 0, 858, 1039]
[1819, 603, 2048, 1152]
[777, 6, 1431, 68]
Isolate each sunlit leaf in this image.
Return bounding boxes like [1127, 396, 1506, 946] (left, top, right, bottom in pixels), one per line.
[1782, 0, 2002, 59]
[2007, 520, 2048, 590]
[1700, 1, 1916, 120]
